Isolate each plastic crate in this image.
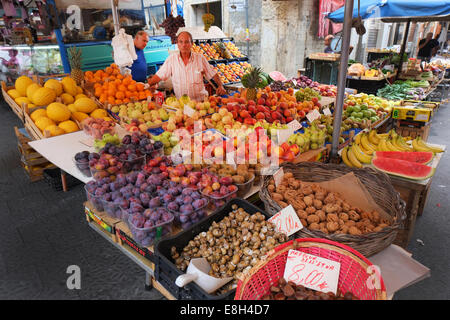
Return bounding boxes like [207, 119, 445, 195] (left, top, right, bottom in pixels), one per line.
[43, 168, 81, 191]
[153, 198, 273, 300]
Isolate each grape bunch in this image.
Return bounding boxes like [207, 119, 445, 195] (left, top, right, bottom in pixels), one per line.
[294, 87, 321, 102]
[202, 13, 215, 32]
[160, 15, 185, 44]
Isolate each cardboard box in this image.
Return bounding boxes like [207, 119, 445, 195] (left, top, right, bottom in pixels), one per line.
[392, 105, 432, 123]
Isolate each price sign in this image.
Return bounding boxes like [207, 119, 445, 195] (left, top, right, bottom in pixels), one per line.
[184, 104, 195, 117]
[323, 107, 332, 116]
[283, 249, 341, 294]
[273, 167, 284, 187]
[268, 205, 303, 237]
[306, 109, 321, 123]
[287, 119, 302, 132]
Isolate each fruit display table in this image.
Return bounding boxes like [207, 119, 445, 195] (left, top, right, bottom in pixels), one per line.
[389, 145, 446, 248]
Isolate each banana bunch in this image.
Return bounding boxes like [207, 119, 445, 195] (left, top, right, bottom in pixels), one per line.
[412, 136, 444, 153]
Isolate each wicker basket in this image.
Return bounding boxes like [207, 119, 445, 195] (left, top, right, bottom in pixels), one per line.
[259, 162, 406, 257]
[235, 238, 387, 300]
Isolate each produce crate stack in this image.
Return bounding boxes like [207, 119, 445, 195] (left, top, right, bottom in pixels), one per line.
[14, 126, 56, 182]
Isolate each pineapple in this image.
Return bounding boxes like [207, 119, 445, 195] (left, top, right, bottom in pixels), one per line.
[68, 46, 84, 85]
[241, 66, 263, 101]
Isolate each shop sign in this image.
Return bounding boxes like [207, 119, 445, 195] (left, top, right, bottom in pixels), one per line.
[283, 249, 341, 295]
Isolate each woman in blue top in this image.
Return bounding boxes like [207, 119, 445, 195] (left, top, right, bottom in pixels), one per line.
[130, 31, 149, 82]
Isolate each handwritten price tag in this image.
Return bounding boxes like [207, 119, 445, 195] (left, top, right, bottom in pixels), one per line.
[277, 128, 294, 145]
[323, 107, 332, 116]
[268, 205, 303, 237]
[287, 119, 302, 132]
[306, 109, 321, 123]
[283, 249, 341, 295]
[184, 104, 195, 117]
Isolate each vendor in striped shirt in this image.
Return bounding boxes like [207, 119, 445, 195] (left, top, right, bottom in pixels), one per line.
[147, 31, 227, 102]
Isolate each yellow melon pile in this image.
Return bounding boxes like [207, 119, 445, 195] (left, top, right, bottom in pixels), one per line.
[8, 75, 113, 137]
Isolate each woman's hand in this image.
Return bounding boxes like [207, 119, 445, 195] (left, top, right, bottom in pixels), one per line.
[216, 84, 226, 96]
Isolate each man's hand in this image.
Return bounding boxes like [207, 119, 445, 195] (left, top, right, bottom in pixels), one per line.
[216, 84, 226, 96]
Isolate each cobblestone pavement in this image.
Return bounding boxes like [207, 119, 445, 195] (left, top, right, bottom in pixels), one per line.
[0, 96, 449, 300]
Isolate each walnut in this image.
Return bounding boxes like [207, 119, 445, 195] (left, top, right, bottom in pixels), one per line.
[361, 211, 370, 220]
[339, 212, 349, 222]
[278, 201, 289, 208]
[377, 223, 389, 229]
[316, 210, 326, 222]
[326, 222, 339, 233]
[301, 185, 313, 196]
[310, 183, 322, 193]
[306, 214, 320, 224]
[305, 206, 316, 215]
[341, 201, 351, 212]
[349, 226, 362, 235]
[268, 184, 275, 193]
[319, 222, 326, 229]
[314, 191, 326, 201]
[303, 196, 313, 207]
[288, 178, 301, 189]
[361, 225, 374, 234]
[344, 220, 356, 227]
[276, 185, 287, 194]
[313, 199, 323, 209]
[340, 225, 349, 234]
[338, 219, 345, 227]
[324, 192, 337, 204]
[348, 210, 360, 221]
[284, 190, 298, 201]
[320, 227, 329, 234]
[292, 199, 306, 211]
[300, 219, 308, 227]
[323, 203, 338, 214]
[272, 193, 284, 202]
[309, 222, 320, 230]
[296, 210, 308, 220]
[284, 172, 294, 180]
[326, 213, 339, 223]
[371, 211, 380, 223]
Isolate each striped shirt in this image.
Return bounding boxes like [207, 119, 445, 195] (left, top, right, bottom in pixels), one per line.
[156, 51, 217, 102]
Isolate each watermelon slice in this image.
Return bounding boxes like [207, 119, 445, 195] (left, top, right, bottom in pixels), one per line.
[374, 151, 434, 165]
[372, 156, 435, 180]
[269, 71, 287, 82]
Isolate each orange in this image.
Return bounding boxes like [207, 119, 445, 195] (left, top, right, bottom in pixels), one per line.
[114, 79, 121, 86]
[127, 84, 136, 92]
[138, 92, 146, 100]
[122, 76, 132, 86]
[125, 91, 133, 98]
[94, 83, 101, 89]
[123, 98, 130, 103]
[85, 70, 94, 77]
[118, 84, 127, 92]
[107, 96, 116, 104]
[115, 91, 125, 100]
[136, 83, 144, 91]
[107, 88, 116, 97]
[99, 94, 107, 103]
[105, 67, 113, 74]
[116, 74, 124, 80]
[115, 99, 123, 104]
[111, 63, 118, 69]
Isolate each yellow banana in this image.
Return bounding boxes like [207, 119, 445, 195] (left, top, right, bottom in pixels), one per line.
[354, 132, 362, 145]
[361, 133, 377, 153]
[376, 138, 388, 151]
[417, 137, 444, 153]
[396, 136, 413, 151]
[412, 138, 432, 152]
[351, 143, 372, 164]
[386, 139, 403, 152]
[391, 137, 410, 152]
[378, 133, 389, 139]
[368, 129, 380, 145]
[341, 146, 354, 167]
[347, 145, 363, 168]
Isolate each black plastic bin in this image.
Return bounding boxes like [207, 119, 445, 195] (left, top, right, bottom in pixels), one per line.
[43, 168, 81, 191]
[153, 198, 272, 300]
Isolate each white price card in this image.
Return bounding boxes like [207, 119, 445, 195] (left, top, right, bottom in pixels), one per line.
[283, 249, 341, 295]
[323, 107, 332, 116]
[184, 104, 195, 117]
[273, 167, 284, 187]
[79, 138, 94, 147]
[268, 205, 303, 237]
[287, 119, 302, 132]
[292, 79, 298, 86]
[277, 128, 294, 145]
[306, 109, 321, 122]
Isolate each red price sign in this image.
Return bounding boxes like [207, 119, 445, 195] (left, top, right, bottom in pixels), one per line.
[283, 249, 341, 295]
[268, 205, 303, 237]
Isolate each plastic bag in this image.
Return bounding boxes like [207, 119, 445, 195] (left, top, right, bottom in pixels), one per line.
[111, 29, 137, 68]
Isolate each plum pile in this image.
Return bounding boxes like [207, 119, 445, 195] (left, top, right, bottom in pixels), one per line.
[128, 207, 173, 247]
[74, 151, 92, 177]
[167, 187, 209, 230]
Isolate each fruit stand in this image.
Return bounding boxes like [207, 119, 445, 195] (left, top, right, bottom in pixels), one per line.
[3, 52, 443, 301]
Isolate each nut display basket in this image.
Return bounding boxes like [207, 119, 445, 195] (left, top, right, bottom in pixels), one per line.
[259, 162, 406, 257]
[235, 238, 387, 300]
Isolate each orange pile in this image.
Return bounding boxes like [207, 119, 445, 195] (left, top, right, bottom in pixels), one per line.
[84, 64, 152, 105]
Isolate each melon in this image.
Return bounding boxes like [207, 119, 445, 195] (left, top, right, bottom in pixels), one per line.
[35, 116, 55, 131]
[30, 108, 47, 122]
[76, 86, 83, 94]
[26, 83, 42, 100]
[32, 87, 56, 106]
[374, 151, 434, 165]
[61, 77, 78, 96]
[44, 124, 66, 137]
[67, 104, 77, 113]
[46, 102, 71, 122]
[58, 120, 79, 133]
[71, 111, 89, 122]
[44, 79, 63, 96]
[15, 97, 31, 106]
[7, 89, 21, 99]
[15, 76, 34, 96]
[61, 93, 75, 104]
[74, 97, 97, 113]
[372, 156, 435, 180]
[75, 93, 87, 100]
[90, 108, 107, 119]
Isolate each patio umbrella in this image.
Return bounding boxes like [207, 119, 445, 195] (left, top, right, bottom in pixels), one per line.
[327, 0, 450, 23]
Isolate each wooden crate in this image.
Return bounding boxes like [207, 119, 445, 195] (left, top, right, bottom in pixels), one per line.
[23, 104, 49, 140]
[1, 81, 25, 122]
[395, 121, 430, 141]
[34, 73, 70, 86]
[84, 201, 121, 242]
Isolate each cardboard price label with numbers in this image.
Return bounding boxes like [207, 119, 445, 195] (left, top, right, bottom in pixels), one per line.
[306, 109, 321, 123]
[283, 249, 341, 295]
[268, 205, 303, 237]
